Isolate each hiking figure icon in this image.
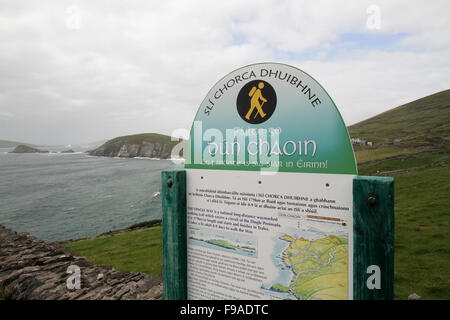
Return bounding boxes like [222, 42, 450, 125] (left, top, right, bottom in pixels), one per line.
[245, 82, 268, 120]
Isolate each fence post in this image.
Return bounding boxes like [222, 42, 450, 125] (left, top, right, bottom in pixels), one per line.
[353, 175, 394, 300]
[162, 169, 187, 300]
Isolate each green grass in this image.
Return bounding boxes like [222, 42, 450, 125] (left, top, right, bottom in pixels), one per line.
[393, 165, 450, 299]
[61, 226, 163, 277]
[354, 146, 417, 164]
[357, 152, 448, 176]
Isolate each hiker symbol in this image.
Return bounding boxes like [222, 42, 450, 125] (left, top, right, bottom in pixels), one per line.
[236, 80, 277, 124]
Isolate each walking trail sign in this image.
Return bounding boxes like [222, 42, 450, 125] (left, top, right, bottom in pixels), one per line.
[162, 63, 394, 300]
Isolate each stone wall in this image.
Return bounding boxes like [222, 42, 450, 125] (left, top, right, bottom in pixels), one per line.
[0, 225, 162, 300]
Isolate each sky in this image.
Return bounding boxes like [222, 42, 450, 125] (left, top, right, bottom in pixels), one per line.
[0, 0, 449, 145]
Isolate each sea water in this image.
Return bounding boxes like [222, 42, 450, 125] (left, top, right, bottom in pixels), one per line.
[0, 149, 180, 241]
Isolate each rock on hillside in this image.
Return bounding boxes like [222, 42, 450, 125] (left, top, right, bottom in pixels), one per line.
[10, 145, 49, 153]
[88, 133, 181, 159]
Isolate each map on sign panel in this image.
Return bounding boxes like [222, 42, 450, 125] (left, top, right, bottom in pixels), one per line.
[262, 227, 348, 300]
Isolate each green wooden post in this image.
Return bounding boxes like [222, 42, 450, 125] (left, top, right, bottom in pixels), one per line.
[162, 169, 187, 300]
[353, 175, 394, 300]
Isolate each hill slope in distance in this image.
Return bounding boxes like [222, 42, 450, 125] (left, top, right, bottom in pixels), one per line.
[348, 89, 449, 175]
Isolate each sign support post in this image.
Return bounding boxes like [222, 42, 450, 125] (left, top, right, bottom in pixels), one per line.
[353, 176, 394, 300]
[162, 169, 187, 300]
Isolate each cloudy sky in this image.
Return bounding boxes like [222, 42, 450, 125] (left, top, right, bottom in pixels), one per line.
[0, 0, 449, 145]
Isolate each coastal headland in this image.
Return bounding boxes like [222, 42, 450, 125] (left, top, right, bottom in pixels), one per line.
[87, 133, 182, 159]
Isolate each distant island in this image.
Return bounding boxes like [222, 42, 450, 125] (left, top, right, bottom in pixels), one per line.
[0, 140, 38, 148]
[87, 133, 183, 159]
[10, 145, 49, 154]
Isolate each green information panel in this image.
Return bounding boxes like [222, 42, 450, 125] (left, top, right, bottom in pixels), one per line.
[185, 62, 357, 174]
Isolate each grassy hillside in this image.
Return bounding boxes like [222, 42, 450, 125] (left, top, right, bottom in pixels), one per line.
[61, 90, 449, 299]
[349, 89, 449, 147]
[349, 89, 449, 176]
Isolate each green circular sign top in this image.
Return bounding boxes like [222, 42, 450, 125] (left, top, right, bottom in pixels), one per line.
[185, 62, 357, 175]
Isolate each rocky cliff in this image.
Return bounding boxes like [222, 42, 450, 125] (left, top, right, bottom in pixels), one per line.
[0, 225, 162, 300]
[87, 133, 181, 159]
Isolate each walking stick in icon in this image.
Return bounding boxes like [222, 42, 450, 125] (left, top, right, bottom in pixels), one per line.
[253, 101, 266, 119]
